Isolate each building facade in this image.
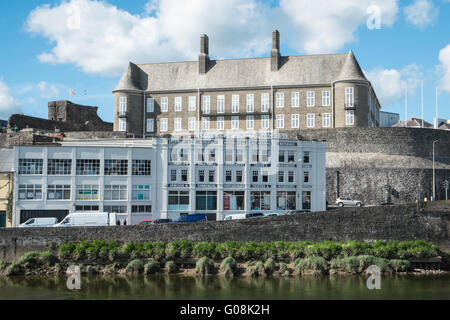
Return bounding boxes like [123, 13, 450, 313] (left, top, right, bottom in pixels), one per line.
[113, 30, 381, 136]
[12, 134, 326, 226]
[0, 149, 13, 228]
[379, 111, 400, 127]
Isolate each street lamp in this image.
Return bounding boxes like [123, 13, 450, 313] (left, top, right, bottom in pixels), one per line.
[432, 140, 439, 201]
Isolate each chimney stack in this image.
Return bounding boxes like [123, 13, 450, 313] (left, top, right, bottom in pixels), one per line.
[199, 34, 210, 74]
[271, 30, 281, 71]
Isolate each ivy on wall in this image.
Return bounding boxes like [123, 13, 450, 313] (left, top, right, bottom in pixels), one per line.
[6, 190, 12, 223]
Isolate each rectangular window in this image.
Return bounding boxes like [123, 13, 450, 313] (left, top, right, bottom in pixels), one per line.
[246, 115, 254, 130]
[304, 171, 310, 183]
[252, 170, 258, 182]
[119, 97, 127, 114]
[132, 185, 150, 201]
[209, 170, 215, 182]
[132, 205, 152, 213]
[307, 91, 315, 107]
[322, 113, 331, 128]
[232, 95, 239, 113]
[261, 115, 270, 130]
[231, 116, 239, 130]
[181, 169, 188, 182]
[104, 159, 128, 176]
[217, 95, 225, 113]
[161, 118, 168, 132]
[291, 114, 299, 129]
[279, 151, 285, 163]
[246, 94, 254, 112]
[198, 170, 205, 182]
[171, 169, 177, 182]
[132, 160, 151, 176]
[262, 170, 269, 182]
[223, 191, 245, 211]
[48, 159, 72, 175]
[250, 191, 271, 210]
[276, 92, 284, 108]
[225, 149, 233, 163]
[119, 118, 126, 132]
[19, 159, 43, 175]
[76, 185, 99, 201]
[104, 185, 127, 201]
[303, 151, 310, 163]
[261, 93, 269, 112]
[288, 151, 295, 163]
[277, 191, 296, 210]
[236, 170, 243, 182]
[188, 117, 196, 131]
[345, 87, 354, 107]
[147, 98, 154, 113]
[147, 118, 154, 133]
[278, 171, 284, 183]
[76, 159, 100, 175]
[175, 97, 182, 112]
[288, 171, 294, 183]
[217, 116, 225, 131]
[322, 91, 330, 106]
[302, 191, 311, 210]
[225, 170, 232, 182]
[161, 97, 168, 112]
[276, 114, 284, 129]
[104, 205, 127, 213]
[174, 118, 182, 131]
[346, 110, 355, 125]
[196, 191, 217, 211]
[236, 149, 244, 162]
[202, 117, 210, 131]
[18, 184, 42, 200]
[47, 185, 71, 200]
[203, 96, 210, 114]
[75, 205, 100, 212]
[168, 191, 189, 211]
[291, 92, 299, 108]
[307, 114, 315, 128]
[189, 96, 196, 111]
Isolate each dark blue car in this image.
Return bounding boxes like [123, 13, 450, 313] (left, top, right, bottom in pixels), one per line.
[173, 214, 208, 223]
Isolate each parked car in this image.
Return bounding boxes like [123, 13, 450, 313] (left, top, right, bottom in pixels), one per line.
[53, 212, 117, 227]
[138, 220, 154, 226]
[19, 217, 58, 228]
[173, 214, 207, 223]
[286, 209, 310, 215]
[224, 214, 247, 221]
[264, 213, 280, 217]
[245, 212, 265, 219]
[335, 197, 365, 207]
[152, 219, 173, 224]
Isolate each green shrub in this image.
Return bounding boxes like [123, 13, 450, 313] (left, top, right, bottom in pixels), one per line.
[294, 257, 327, 274]
[72, 246, 86, 262]
[58, 243, 76, 261]
[0, 260, 6, 272]
[5, 261, 24, 276]
[85, 247, 98, 262]
[143, 242, 166, 260]
[165, 241, 192, 260]
[195, 257, 215, 276]
[278, 262, 288, 274]
[125, 259, 144, 274]
[389, 259, 411, 272]
[144, 260, 161, 274]
[220, 257, 237, 277]
[86, 265, 97, 275]
[264, 258, 276, 274]
[165, 261, 177, 274]
[193, 242, 218, 259]
[247, 261, 265, 277]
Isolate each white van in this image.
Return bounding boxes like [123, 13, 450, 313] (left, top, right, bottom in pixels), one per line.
[53, 212, 118, 228]
[19, 217, 58, 228]
[224, 214, 247, 221]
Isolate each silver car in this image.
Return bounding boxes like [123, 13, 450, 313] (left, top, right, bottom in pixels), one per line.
[335, 197, 364, 207]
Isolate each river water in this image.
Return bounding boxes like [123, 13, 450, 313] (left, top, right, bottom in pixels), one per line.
[0, 274, 448, 300]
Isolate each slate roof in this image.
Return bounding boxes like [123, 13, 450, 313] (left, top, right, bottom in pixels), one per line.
[393, 117, 434, 128]
[114, 51, 368, 92]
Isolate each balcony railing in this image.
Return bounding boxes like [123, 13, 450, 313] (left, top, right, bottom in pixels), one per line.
[117, 110, 128, 118]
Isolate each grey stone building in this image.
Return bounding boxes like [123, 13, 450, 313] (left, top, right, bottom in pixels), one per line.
[113, 30, 381, 136]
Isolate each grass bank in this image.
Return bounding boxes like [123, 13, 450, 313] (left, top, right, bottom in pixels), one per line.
[0, 240, 447, 277]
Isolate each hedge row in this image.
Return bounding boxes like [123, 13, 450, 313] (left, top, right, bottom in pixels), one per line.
[57, 240, 441, 264]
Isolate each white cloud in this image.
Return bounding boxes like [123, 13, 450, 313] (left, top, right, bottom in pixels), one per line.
[25, 0, 399, 76]
[279, 0, 398, 53]
[404, 0, 439, 29]
[37, 81, 60, 99]
[365, 64, 423, 107]
[0, 78, 20, 119]
[438, 44, 450, 93]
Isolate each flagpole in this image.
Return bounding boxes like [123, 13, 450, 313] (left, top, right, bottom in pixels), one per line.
[405, 83, 408, 127]
[435, 87, 438, 129]
[421, 80, 424, 128]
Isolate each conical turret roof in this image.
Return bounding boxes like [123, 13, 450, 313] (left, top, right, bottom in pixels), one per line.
[336, 50, 367, 82]
[114, 62, 142, 91]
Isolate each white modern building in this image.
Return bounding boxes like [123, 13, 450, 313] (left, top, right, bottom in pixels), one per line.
[12, 133, 326, 227]
[379, 111, 400, 127]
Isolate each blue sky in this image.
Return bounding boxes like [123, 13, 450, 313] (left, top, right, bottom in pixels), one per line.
[0, 0, 449, 123]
